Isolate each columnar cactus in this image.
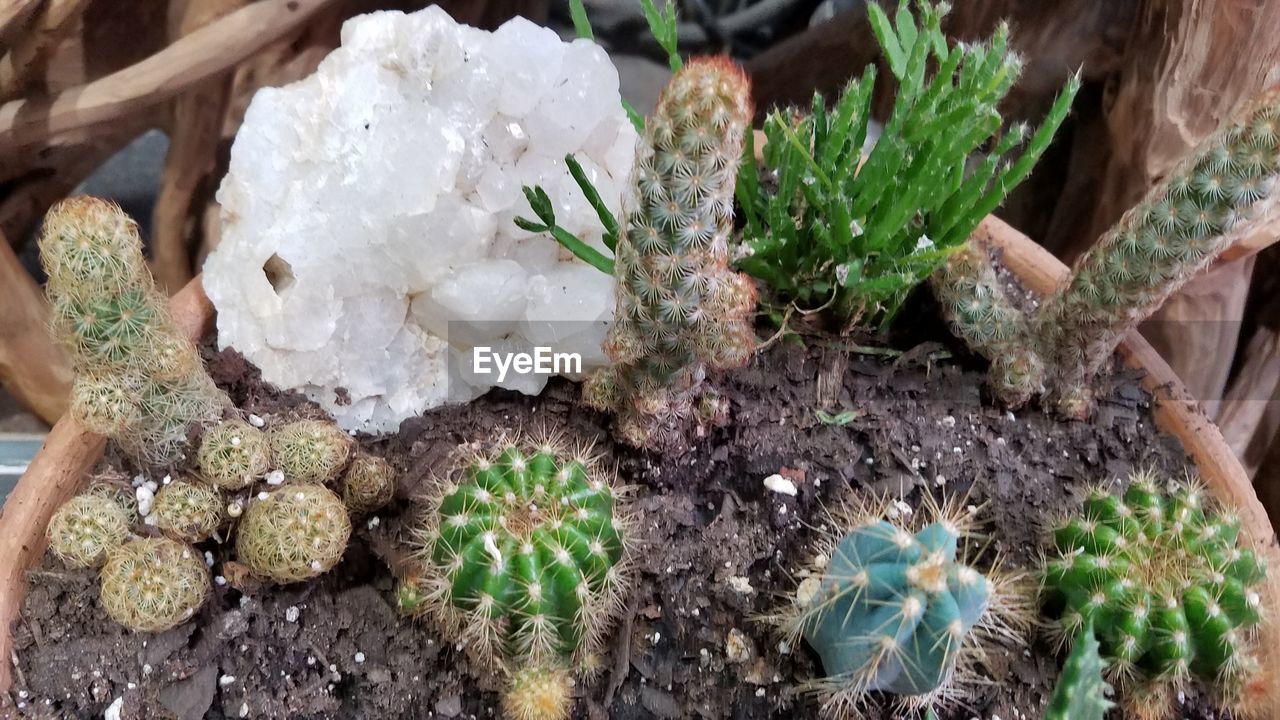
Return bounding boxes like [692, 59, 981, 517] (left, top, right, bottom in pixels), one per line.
[340, 453, 396, 514]
[406, 436, 630, 720]
[152, 480, 224, 542]
[774, 495, 1026, 715]
[197, 419, 271, 489]
[1042, 470, 1268, 718]
[270, 419, 353, 483]
[930, 238, 1044, 407]
[1045, 622, 1113, 720]
[39, 197, 226, 462]
[46, 494, 130, 568]
[236, 485, 352, 583]
[583, 57, 757, 449]
[99, 537, 210, 632]
[1037, 91, 1280, 417]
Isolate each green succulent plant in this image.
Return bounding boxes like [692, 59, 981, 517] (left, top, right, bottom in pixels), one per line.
[340, 452, 396, 514]
[197, 419, 271, 489]
[152, 479, 224, 542]
[46, 493, 130, 568]
[99, 537, 209, 632]
[1045, 621, 1112, 720]
[773, 495, 1026, 715]
[1042, 470, 1268, 718]
[236, 485, 351, 583]
[270, 419, 353, 484]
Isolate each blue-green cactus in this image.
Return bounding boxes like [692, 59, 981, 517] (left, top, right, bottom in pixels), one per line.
[777, 497, 1026, 714]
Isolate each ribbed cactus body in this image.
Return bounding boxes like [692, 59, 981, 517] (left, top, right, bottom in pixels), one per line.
[412, 439, 628, 664]
[1044, 472, 1266, 704]
[803, 520, 992, 695]
[1045, 622, 1112, 720]
[930, 240, 1044, 407]
[584, 57, 756, 448]
[39, 197, 226, 463]
[1038, 92, 1280, 416]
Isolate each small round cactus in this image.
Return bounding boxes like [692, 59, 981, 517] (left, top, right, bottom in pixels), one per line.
[411, 437, 630, 666]
[152, 480, 224, 542]
[772, 494, 1027, 715]
[1043, 470, 1268, 717]
[69, 374, 142, 435]
[197, 419, 270, 489]
[502, 665, 574, 720]
[236, 485, 351, 583]
[270, 419, 353, 483]
[38, 195, 146, 292]
[99, 537, 209, 632]
[46, 494, 130, 568]
[341, 453, 396, 514]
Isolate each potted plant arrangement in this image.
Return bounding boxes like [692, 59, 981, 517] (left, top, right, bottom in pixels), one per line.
[1, 2, 1276, 719]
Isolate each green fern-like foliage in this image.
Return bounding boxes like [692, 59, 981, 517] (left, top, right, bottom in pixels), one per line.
[581, 57, 757, 448]
[1037, 90, 1280, 418]
[735, 0, 1078, 327]
[39, 197, 227, 463]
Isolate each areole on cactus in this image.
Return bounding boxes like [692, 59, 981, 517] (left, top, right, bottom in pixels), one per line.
[771, 493, 1028, 716]
[1042, 470, 1269, 718]
[404, 434, 630, 720]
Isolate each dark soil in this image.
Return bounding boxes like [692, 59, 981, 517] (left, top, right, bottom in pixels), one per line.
[5, 336, 1213, 720]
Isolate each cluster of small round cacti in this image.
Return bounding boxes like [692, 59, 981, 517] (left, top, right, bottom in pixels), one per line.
[1042, 470, 1268, 718]
[402, 436, 631, 720]
[583, 57, 757, 449]
[38, 197, 227, 463]
[772, 495, 1027, 716]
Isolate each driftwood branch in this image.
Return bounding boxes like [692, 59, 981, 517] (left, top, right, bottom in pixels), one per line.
[0, 0, 92, 100]
[0, 232, 71, 424]
[0, 0, 338, 152]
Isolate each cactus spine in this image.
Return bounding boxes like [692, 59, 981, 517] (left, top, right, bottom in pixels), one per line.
[236, 485, 352, 583]
[407, 436, 630, 719]
[99, 537, 210, 632]
[39, 197, 226, 462]
[930, 238, 1044, 407]
[46, 493, 130, 568]
[1045, 621, 1113, 720]
[1042, 471, 1268, 718]
[1037, 91, 1280, 417]
[773, 495, 1027, 715]
[583, 57, 757, 448]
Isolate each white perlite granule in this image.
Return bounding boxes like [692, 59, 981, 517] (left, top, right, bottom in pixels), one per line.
[205, 7, 636, 432]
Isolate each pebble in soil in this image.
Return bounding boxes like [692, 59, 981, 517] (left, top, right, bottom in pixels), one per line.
[10, 339, 1219, 720]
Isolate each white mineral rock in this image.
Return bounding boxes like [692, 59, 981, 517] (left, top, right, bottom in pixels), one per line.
[205, 7, 636, 432]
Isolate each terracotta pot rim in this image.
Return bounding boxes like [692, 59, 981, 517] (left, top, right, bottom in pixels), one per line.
[0, 229, 1272, 692]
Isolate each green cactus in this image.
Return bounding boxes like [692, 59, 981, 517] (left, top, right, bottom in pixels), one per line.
[152, 480, 224, 542]
[46, 493, 130, 568]
[340, 453, 395, 514]
[1045, 621, 1113, 720]
[39, 197, 226, 463]
[1042, 470, 1267, 716]
[406, 436, 630, 711]
[581, 57, 757, 449]
[197, 419, 271, 489]
[774, 495, 1025, 714]
[99, 537, 209, 632]
[236, 485, 351, 583]
[1036, 90, 1280, 418]
[930, 238, 1044, 407]
[270, 419, 353, 483]
[502, 664, 574, 720]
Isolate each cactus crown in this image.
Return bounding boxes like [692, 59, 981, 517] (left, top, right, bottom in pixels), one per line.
[1043, 470, 1268, 714]
[99, 537, 209, 632]
[270, 419, 353, 483]
[1045, 621, 1113, 720]
[152, 479, 224, 543]
[46, 493, 130, 568]
[582, 57, 757, 448]
[773, 494, 1026, 716]
[39, 197, 226, 463]
[408, 436, 630, 669]
[197, 419, 271, 489]
[236, 484, 352, 583]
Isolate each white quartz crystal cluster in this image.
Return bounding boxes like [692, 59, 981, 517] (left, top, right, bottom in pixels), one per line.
[204, 7, 637, 433]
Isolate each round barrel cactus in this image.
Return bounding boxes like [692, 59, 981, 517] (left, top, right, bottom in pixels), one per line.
[1043, 471, 1267, 715]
